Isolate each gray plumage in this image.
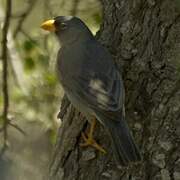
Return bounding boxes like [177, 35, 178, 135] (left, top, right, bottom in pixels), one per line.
[54, 16, 141, 166]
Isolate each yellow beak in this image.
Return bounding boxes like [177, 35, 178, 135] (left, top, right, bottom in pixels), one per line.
[41, 19, 56, 31]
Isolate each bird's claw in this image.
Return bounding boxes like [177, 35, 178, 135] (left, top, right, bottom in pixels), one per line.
[80, 132, 106, 154]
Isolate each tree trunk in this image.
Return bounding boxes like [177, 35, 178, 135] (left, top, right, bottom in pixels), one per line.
[49, 0, 180, 179]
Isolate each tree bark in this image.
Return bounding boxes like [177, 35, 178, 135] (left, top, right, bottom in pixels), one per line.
[49, 0, 180, 179]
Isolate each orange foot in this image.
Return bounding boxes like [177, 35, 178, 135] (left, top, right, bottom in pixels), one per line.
[80, 118, 106, 154]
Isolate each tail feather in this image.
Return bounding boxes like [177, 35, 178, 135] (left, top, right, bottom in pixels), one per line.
[97, 113, 141, 166]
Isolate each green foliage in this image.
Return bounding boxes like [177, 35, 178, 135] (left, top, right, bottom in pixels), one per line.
[23, 40, 37, 52]
[24, 57, 35, 71]
[44, 73, 57, 86]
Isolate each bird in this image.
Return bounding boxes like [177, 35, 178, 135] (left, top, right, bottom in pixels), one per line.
[41, 16, 141, 166]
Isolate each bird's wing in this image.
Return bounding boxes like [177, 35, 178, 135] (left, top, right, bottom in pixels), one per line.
[71, 41, 125, 114]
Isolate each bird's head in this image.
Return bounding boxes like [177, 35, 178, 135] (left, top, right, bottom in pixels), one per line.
[41, 16, 93, 45]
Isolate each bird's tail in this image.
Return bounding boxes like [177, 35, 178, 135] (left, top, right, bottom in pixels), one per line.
[97, 113, 141, 166]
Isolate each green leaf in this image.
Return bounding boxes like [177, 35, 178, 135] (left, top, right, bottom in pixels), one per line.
[23, 40, 36, 52]
[44, 73, 57, 86]
[24, 57, 35, 71]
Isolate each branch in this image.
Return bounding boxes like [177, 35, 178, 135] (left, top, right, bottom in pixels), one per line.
[8, 120, 27, 136]
[13, 0, 37, 39]
[71, 0, 80, 16]
[20, 29, 37, 44]
[1, 0, 12, 153]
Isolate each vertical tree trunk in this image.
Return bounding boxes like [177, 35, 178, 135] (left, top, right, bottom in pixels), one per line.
[49, 0, 180, 179]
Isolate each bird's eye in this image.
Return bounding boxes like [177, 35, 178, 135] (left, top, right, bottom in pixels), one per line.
[60, 23, 67, 30]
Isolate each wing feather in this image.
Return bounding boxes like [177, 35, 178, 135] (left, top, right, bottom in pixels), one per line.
[69, 41, 125, 113]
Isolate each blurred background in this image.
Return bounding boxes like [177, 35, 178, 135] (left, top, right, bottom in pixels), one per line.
[0, 0, 102, 179]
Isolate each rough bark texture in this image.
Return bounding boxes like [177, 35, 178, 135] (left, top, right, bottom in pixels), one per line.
[49, 0, 180, 179]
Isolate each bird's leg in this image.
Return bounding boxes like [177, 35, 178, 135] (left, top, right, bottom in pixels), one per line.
[80, 117, 106, 154]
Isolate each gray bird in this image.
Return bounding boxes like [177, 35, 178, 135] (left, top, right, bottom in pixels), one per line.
[41, 16, 141, 166]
